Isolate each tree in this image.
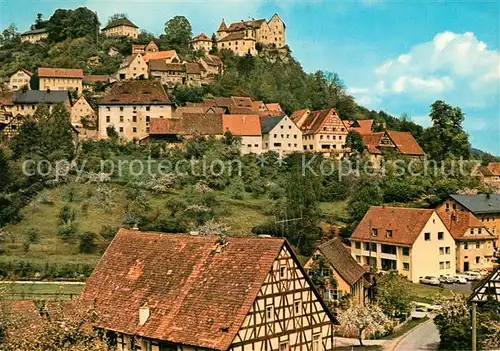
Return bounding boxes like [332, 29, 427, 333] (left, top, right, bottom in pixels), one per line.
[108, 13, 128, 24]
[347, 176, 383, 229]
[339, 302, 390, 346]
[0, 149, 11, 193]
[79, 231, 98, 253]
[376, 272, 413, 318]
[163, 16, 193, 54]
[39, 103, 75, 159]
[46, 7, 100, 42]
[31, 13, 47, 30]
[0, 24, 19, 45]
[433, 294, 471, 350]
[210, 33, 218, 54]
[423, 100, 471, 160]
[10, 118, 43, 159]
[346, 130, 365, 154]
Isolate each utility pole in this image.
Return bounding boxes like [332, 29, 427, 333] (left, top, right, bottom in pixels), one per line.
[472, 302, 477, 351]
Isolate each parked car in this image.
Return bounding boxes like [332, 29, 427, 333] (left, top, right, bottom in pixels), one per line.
[453, 275, 468, 284]
[420, 276, 441, 286]
[439, 274, 455, 284]
[464, 271, 483, 281]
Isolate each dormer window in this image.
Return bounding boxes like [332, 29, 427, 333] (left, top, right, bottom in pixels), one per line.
[478, 228, 482, 234]
[371, 228, 378, 236]
[385, 230, 392, 238]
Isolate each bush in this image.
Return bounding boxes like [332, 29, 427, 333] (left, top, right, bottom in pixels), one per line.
[99, 225, 119, 241]
[78, 231, 98, 254]
[62, 186, 79, 202]
[23, 227, 40, 244]
[228, 177, 245, 200]
[58, 223, 77, 243]
[59, 204, 76, 224]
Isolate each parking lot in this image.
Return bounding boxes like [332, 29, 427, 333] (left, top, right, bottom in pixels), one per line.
[441, 281, 473, 294]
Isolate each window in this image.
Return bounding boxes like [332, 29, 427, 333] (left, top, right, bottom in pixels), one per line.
[424, 233, 431, 241]
[146, 106, 151, 111]
[119, 127, 123, 133]
[120, 116, 124, 123]
[439, 247, 444, 255]
[312, 334, 322, 351]
[279, 342, 289, 351]
[476, 243, 480, 249]
[439, 261, 444, 269]
[132, 116, 137, 123]
[438, 232, 444, 240]
[106, 107, 110, 111]
[355, 255, 361, 262]
[355, 241, 361, 249]
[294, 300, 301, 314]
[133, 127, 137, 133]
[403, 262, 410, 271]
[445, 247, 450, 254]
[266, 306, 273, 320]
[478, 228, 482, 234]
[325, 289, 341, 301]
[106, 116, 110, 123]
[470, 229, 474, 235]
[386, 230, 393, 238]
[371, 228, 378, 236]
[464, 242, 469, 249]
[381, 245, 396, 255]
[279, 265, 286, 279]
[120, 107, 124, 111]
[446, 261, 451, 269]
[146, 116, 150, 123]
[402, 247, 410, 256]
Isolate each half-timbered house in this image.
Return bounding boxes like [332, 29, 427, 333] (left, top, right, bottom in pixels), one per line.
[468, 265, 500, 303]
[79, 229, 338, 351]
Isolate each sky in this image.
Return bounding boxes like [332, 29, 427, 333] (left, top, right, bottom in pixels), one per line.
[1, 0, 499, 154]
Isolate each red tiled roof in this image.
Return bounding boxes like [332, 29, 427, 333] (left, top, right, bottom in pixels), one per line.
[143, 50, 178, 63]
[218, 32, 255, 42]
[79, 229, 287, 350]
[290, 109, 310, 127]
[362, 132, 384, 154]
[386, 131, 425, 156]
[102, 18, 138, 30]
[351, 206, 435, 246]
[38, 67, 84, 79]
[318, 238, 367, 286]
[150, 113, 223, 136]
[487, 162, 500, 175]
[222, 114, 261, 136]
[192, 33, 211, 42]
[350, 119, 374, 135]
[203, 55, 223, 67]
[232, 96, 253, 108]
[300, 108, 342, 134]
[436, 210, 495, 241]
[265, 103, 282, 112]
[83, 75, 112, 84]
[149, 60, 184, 72]
[101, 80, 172, 105]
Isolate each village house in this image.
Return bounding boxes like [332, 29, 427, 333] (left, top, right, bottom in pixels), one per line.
[0, 92, 15, 139]
[198, 54, 224, 77]
[305, 237, 370, 305]
[82, 75, 115, 92]
[437, 209, 496, 272]
[217, 31, 257, 56]
[361, 130, 425, 166]
[20, 28, 48, 43]
[291, 108, 350, 159]
[223, 114, 262, 154]
[132, 40, 159, 55]
[36, 67, 84, 95]
[117, 54, 148, 81]
[349, 119, 375, 135]
[478, 163, 500, 188]
[149, 61, 185, 86]
[437, 194, 500, 250]
[143, 50, 180, 64]
[1, 90, 72, 140]
[216, 14, 286, 51]
[191, 33, 213, 53]
[149, 113, 223, 143]
[70, 95, 96, 127]
[98, 80, 173, 141]
[185, 62, 202, 87]
[79, 229, 337, 351]
[261, 115, 303, 155]
[468, 265, 500, 304]
[102, 18, 139, 39]
[9, 68, 32, 91]
[350, 206, 456, 283]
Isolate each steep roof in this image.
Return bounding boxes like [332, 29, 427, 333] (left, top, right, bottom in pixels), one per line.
[20, 28, 47, 36]
[318, 237, 367, 286]
[37, 67, 84, 79]
[300, 108, 342, 134]
[351, 206, 436, 246]
[100, 80, 172, 105]
[450, 194, 500, 214]
[260, 116, 284, 134]
[232, 96, 253, 108]
[227, 19, 267, 32]
[192, 33, 211, 42]
[143, 50, 178, 63]
[150, 113, 223, 136]
[202, 55, 223, 67]
[103, 18, 138, 30]
[290, 109, 310, 127]
[12, 68, 33, 77]
[83, 74, 113, 84]
[386, 131, 425, 156]
[218, 31, 255, 42]
[436, 210, 495, 241]
[222, 114, 261, 136]
[185, 62, 202, 75]
[79, 229, 288, 350]
[487, 162, 500, 175]
[13, 90, 69, 104]
[350, 119, 374, 135]
[149, 60, 184, 72]
[265, 103, 282, 112]
[217, 19, 228, 32]
[361, 132, 385, 154]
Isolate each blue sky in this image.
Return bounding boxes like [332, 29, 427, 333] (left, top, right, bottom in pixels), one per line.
[1, 0, 499, 154]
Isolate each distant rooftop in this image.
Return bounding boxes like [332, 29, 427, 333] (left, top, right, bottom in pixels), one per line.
[14, 90, 69, 104]
[21, 28, 47, 36]
[450, 194, 500, 214]
[102, 18, 138, 31]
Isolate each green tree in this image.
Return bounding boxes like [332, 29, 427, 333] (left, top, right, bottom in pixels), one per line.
[423, 100, 471, 160]
[10, 119, 43, 159]
[0, 150, 11, 193]
[163, 16, 193, 54]
[347, 177, 383, 230]
[108, 13, 128, 24]
[346, 130, 365, 154]
[78, 231, 98, 253]
[376, 272, 413, 318]
[39, 103, 75, 158]
[46, 7, 100, 42]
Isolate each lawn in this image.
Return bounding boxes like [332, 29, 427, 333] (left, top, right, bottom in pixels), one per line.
[409, 282, 454, 303]
[0, 282, 84, 300]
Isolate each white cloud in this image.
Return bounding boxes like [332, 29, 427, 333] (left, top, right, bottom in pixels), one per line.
[350, 31, 499, 109]
[410, 115, 432, 128]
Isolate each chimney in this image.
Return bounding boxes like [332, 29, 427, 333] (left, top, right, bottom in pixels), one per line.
[139, 304, 150, 326]
[131, 223, 139, 231]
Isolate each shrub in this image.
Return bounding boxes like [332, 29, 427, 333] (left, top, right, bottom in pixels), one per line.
[62, 186, 79, 202]
[59, 204, 76, 225]
[78, 232, 98, 254]
[99, 225, 119, 240]
[23, 227, 40, 244]
[228, 177, 245, 200]
[58, 223, 77, 243]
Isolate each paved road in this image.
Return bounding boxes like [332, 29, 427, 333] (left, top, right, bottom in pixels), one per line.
[394, 319, 440, 351]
